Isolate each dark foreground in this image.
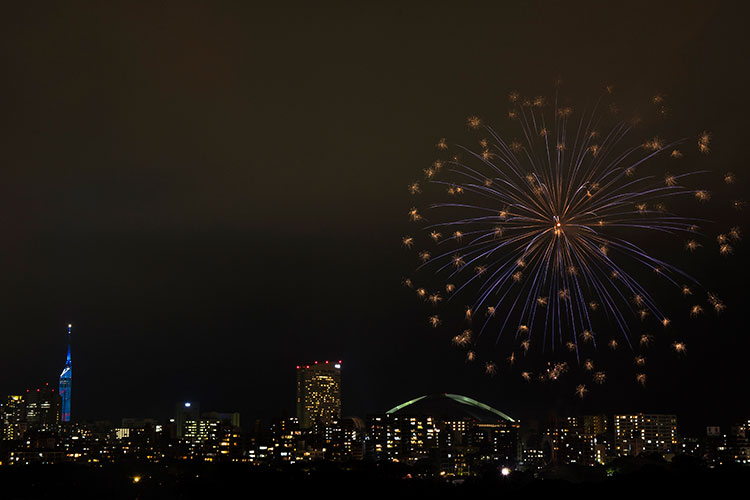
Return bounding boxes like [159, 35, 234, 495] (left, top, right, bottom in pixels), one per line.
[2, 457, 747, 499]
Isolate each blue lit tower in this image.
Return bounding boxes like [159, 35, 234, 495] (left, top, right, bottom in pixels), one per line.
[58, 323, 72, 422]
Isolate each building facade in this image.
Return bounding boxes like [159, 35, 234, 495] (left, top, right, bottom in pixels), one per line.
[2, 396, 25, 440]
[23, 386, 62, 431]
[296, 361, 342, 430]
[614, 413, 677, 457]
[366, 394, 519, 475]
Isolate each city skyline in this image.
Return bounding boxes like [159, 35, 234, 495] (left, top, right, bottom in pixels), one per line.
[4, 337, 747, 438]
[4, 355, 750, 470]
[4, 325, 750, 474]
[5, 316, 750, 435]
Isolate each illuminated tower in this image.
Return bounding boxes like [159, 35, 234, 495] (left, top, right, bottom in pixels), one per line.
[58, 324, 72, 422]
[296, 360, 342, 430]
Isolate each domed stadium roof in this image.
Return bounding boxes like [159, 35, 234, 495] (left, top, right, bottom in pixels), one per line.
[386, 393, 515, 423]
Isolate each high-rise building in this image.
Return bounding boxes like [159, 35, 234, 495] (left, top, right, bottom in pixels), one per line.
[24, 386, 62, 430]
[614, 413, 677, 457]
[174, 405, 241, 460]
[731, 420, 750, 465]
[540, 416, 604, 466]
[2, 395, 25, 440]
[558, 414, 610, 465]
[296, 360, 342, 430]
[175, 402, 200, 438]
[324, 417, 365, 461]
[571, 414, 609, 436]
[58, 324, 73, 422]
[270, 416, 302, 461]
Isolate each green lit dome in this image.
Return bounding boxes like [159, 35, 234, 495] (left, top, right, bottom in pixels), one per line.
[386, 393, 515, 423]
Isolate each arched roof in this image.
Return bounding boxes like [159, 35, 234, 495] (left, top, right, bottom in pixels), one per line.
[386, 393, 516, 423]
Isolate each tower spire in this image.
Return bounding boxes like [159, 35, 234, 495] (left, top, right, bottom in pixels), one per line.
[59, 323, 72, 422]
[66, 323, 72, 363]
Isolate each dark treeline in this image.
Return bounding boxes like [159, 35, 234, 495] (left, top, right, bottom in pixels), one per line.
[2, 456, 748, 499]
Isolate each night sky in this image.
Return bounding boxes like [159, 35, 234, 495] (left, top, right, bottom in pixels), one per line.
[0, 2, 748, 434]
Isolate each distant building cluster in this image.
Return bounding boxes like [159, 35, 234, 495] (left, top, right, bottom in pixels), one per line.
[2, 386, 61, 441]
[520, 413, 750, 469]
[1, 352, 749, 474]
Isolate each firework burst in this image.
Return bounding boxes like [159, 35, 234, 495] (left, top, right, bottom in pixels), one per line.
[403, 84, 737, 390]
